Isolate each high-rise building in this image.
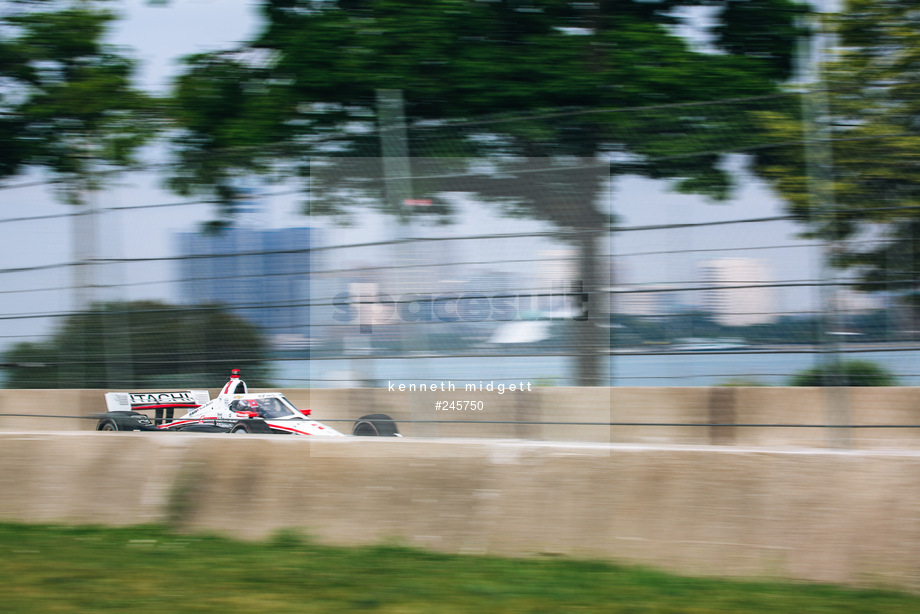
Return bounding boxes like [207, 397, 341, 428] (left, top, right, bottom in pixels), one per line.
[535, 249, 580, 316]
[175, 227, 314, 341]
[614, 284, 683, 317]
[698, 258, 777, 326]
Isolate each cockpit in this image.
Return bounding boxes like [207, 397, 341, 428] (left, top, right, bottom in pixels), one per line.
[230, 397, 300, 420]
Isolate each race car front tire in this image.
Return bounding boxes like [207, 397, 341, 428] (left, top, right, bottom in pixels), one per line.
[230, 420, 273, 434]
[352, 414, 400, 437]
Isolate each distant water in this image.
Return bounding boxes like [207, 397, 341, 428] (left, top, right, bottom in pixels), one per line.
[270, 349, 920, 388]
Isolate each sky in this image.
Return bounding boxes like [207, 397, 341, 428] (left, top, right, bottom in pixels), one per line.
[0, 0, 829, 355]
[110, 0, 263, 94]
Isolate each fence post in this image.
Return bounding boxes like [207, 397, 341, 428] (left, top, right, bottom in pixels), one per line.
[799, 9, 850, 448]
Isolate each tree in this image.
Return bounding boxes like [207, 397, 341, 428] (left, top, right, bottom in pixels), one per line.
[752, 1, 920, 308]
[2, 301, 270, 389]
[788, 359, 898, 387]
[166, 0, 807, 384]
[0, 0, 155, 200]
[1, 1, 158, 325]
[169, 0, 806, 200]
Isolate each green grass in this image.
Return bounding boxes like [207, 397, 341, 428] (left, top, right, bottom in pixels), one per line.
[1, 523, 919, 613]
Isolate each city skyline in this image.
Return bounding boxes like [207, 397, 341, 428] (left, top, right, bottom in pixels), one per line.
[175, 225, 315, 345]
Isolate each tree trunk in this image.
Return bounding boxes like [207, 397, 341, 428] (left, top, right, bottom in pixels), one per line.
[573, 228, 607, 386]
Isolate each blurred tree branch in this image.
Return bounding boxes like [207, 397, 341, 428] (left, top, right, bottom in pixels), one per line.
[166, 0, 808, 216]
[752, 0, 920, 302]
[0, 0, 158, 203]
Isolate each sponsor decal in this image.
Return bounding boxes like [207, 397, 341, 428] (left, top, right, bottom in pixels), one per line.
[129, 391, 198, 406]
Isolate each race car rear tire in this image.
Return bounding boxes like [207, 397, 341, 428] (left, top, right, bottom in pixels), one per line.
[97, 419, 119, 432]
[352, 414, 399, 437]
[230, 423, 251, 434]
[95, 411, 155, 432]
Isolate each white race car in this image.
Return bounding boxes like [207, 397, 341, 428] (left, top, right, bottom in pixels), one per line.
[94, 369, 399, 436]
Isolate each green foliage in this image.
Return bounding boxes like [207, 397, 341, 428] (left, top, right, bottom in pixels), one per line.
[753, 1, 920, 301]
[2, 301, 270, 389]
[0, 0, 156, 202]
[713, 0, 805, 82]
[166, 0, 808, 217]
[788, 359, 898, 387]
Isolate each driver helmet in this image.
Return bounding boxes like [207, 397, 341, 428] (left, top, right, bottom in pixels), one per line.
[231, 399, 261, 415]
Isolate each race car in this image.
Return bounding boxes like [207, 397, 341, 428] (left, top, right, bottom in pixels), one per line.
[94, 369, 399, 436]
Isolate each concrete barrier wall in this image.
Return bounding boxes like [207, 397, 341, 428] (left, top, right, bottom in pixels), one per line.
[3, 386, 920, 448]
[2, 432, 920, 591]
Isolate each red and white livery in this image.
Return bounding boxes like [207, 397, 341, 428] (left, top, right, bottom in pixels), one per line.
[96, 369, 399, 437]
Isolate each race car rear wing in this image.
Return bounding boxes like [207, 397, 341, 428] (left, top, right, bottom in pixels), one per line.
[104, 390, 211, 424]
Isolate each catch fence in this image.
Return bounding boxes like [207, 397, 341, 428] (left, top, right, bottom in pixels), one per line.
[1, 93, 919, 393]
